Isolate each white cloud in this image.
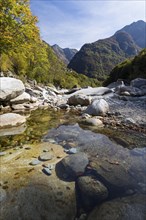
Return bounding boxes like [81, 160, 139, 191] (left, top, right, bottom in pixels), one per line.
[31, 0, 145, 50]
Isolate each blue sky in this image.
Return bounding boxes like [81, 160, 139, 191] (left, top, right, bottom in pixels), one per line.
[30, 0, 146, 50]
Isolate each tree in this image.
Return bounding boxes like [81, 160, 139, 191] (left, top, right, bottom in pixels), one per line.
[0, 0, 40, 54]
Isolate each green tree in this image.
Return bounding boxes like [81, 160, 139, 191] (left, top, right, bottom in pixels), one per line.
[0, 0, 40, 53]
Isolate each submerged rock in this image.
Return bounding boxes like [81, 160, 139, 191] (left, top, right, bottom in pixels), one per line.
[61, 152, 89, 179]
[87, 194, 146, 220]
[44, 124, 146, 193]
[39, 152, 54, 161]
[29, 159, 41, 166]
[77, 176, 108, 211]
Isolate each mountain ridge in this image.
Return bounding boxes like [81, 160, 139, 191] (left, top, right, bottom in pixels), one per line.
[68, 20, 146, 80]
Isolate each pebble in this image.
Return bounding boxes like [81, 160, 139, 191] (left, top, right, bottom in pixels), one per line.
[47, 138, 56, 144]
[39, 152, 53, 161]
[0, 152, 7, 156]
[64, 148, 77, 154]
[43, 164, 54, 170]
[29, 159, 41, 166]
[42, 168, 52, 175]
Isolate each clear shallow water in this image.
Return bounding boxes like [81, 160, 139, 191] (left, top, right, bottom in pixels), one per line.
[0, 109, 146, 150]
[0, 109, 79, 150]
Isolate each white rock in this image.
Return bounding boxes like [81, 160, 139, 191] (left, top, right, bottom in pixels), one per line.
[0, 113, 26, 129]
[0, 77, 25, 101]
[10, 92, 30, 104]
[85, 99, 109, 116]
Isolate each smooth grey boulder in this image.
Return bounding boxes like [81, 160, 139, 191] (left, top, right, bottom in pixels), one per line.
[87, 194, 146, 220]
[77, 176, 108, 211]
[61, 152, 89, 179]
[67, 94, 91, 106]
[85, 99, 109, 116]
[130, 78, 146, 88]
[0, 77, 25, 102]
[10, 92, 30, 104]
[0, 113, 26, 129]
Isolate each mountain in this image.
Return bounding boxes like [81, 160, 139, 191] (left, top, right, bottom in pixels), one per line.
[52, 44, 78, 64]
[68, 20, 146, 80]
[104, 49, 146, 85]
[117, 20, 146, 48]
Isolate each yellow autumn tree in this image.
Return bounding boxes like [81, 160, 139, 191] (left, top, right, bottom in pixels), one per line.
[0, 0, 40, 53]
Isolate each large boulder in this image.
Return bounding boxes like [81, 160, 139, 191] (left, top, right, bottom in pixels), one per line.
[61, 152, 89, 179]
[77, 176, 108, 211]
[0, 113, 26, 129]
[87, 194, 146, 220]
[130, 78, 146, 89]
[85, 99, 109, 116]
[67, 94, 91, 106]
[10, 92, 30, 104]
[0, 77, 25, 102]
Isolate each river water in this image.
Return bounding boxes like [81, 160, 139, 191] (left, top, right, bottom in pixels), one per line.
[0, 109, 146, 219]
[0, 108, 146, 150]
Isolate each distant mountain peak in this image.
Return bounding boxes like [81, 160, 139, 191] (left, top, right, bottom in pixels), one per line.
[116, 20, 146, 48]
[52, 44, 78, 64]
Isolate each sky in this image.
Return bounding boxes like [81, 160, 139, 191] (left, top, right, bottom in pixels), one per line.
[30, 0, 146, 50]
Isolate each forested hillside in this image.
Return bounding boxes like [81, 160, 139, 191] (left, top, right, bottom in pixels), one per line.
[0, 0, 100, 88]
[104, 49, 146, 85]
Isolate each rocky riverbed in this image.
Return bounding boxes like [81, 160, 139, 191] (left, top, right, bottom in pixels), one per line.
[0, 77, 146, 133]
[0, 76, 146, 219]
